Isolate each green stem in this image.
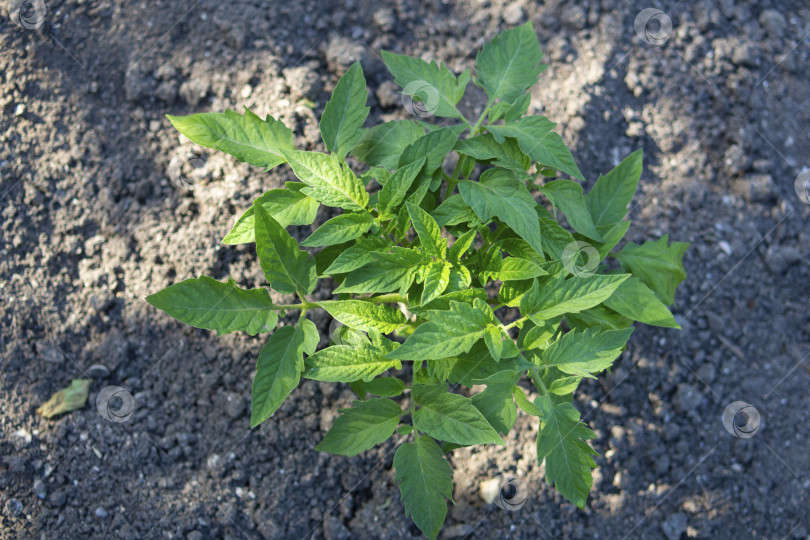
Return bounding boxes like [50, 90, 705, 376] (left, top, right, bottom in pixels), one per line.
[469, 100, 492, 136]
[501, 315, 528, 331]
[368, 293, 408, 305]
[443, 157, 465, 201]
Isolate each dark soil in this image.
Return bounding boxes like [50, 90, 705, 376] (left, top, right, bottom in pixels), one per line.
[2, 0, 809, 539]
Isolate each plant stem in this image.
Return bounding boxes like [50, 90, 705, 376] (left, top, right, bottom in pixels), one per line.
[443, 157, 464, 201]
[469, 100, 492, 136]
[368, 293, 408, 305]
[501, 315, 528, 331]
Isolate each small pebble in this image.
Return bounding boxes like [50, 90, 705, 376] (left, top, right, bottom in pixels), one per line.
[34, 479, 47, 500]
[87, 364, 110, 378]
[94, 506, 108, 518]
[240, 84, 252, 99]
[14, 104, 25, 116]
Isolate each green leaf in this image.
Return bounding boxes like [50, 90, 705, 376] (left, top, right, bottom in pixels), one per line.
[303, 343, 400, 382]
[471, 372, 519, 435]
[352, 120, 425, 169]
[381, 50, 469, 119]
[487, 116, 584, 180]
[379, 157, 426, 215]
[520, 274, 629, 322]
[542, 327, 634, 378]
[254, 205, 317, 295]
[146, 276, 278, 336]
[167, 109, 294, 170]
[585, 149, 642, 228]
[323, 237, 390, 274]
[566, 304, 633, 332]
[250, 324, 307, 427]
[284, 150, 368, 211]
[519, 317, 561, 351]
[334, 249, 427, 294]
[489, 92, 531, 123]
[612, 235, 689, 305]
[540, 180, 603, 242]
[386, 301, 489, 360]
[538, 217, 576, 260]
[495, 258, 549, 281]
[320, 300, 406, 334]
[512, 385, 542, 416]
[604, 276, 680, 328]
[394, 436, 454, 540]
[454, 134, 531, 176]
[431, 194, 481, 227]
[319, 62, 369, 159]
[421, 261, 452, 306]
[302, 213, 373, 247]
[223, 187, 319, 244]
[316, 398, 403, 456]
[459, 168, 543, 255]
[448, 229, 477, 262]
[536, 397, 598, 508]
[475, 22, 545, 105]
[592, 220, 631, 259]
[398, 125, 466, 173]
[483, 326, 504, 361]
[407, 202, 446, 258]
[413, 384, 505, 445]
[364, 377, 407, 397]
[499, 238, 545, 265]
[416, 289, 487, 312]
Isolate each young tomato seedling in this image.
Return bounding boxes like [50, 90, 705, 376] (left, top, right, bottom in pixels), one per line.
[148, 23, 688, 539]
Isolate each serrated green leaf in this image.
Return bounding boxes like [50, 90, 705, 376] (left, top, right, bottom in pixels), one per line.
[379, 157, 426, 215]
[586, 149, 642, 228]
[565, 304, 634, 332]
[496, 257, 549, 281]
[303, 343, 400, 382]
[167, 109, 293, 169]
[387, 301, 489, 360]
[250, 324, 308, 427]
[319, 62, 369, 159]
[254, 205, 317, 295]
[431, 194, 481, 227]
[497, 279, 533, 307]
[512, 385, 542, 416]
[407, 202, 446, 258]
[320, 300, 406, 334]
[487, 116, 584, 180]
[540, 180, 603, 242]
[413, 384, 505, 445]
[302, 213, 373, 247]
[334, 248, 428, 294]
[421, 261, 452, 305]
[316, 398, 403, 456]
[364, 377, 407, 397]
[223, 187, 319, 245]
[459, 168, 543, 255]
[352, 120, 425, 169]
[536, 397, 598, 508]
[519, 317, 562, 351]
[475, 22, 545, 105]
[541, 327, 633, 378]
[520, 273, 629, 322]
[324, 237, 390, 275]
[146, 276, 278, 336]
[394, 436, 454, 540]
[284, 150, 368, 211]
[398, 125, 466, 172]
[538, 217, 576, 260]
[489, 92, 531, 123]
[454, 134, 531, 176]
[382, 50, 469, 119]
[592, 220, 631, 259]
[471, 372, 519, 435]
[612, 235, 689, 305]
[448, 229, 476, 262]
[604, 276, 680, 328]
[416, 289, 487, 312]
[483, 326, 504, 361]
[499, 238, 545, 264]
